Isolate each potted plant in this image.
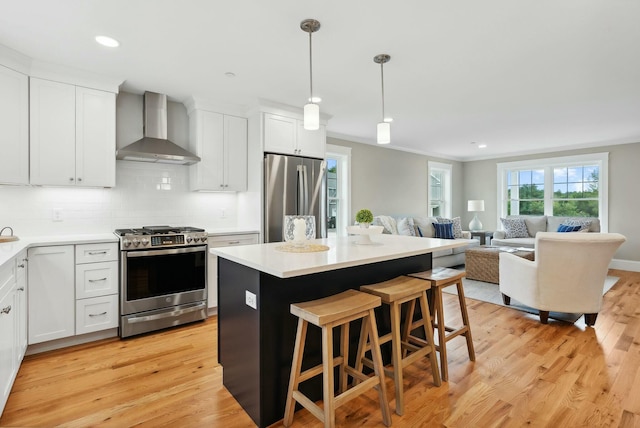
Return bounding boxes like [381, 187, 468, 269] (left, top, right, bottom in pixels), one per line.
[355, 209, 374, 228]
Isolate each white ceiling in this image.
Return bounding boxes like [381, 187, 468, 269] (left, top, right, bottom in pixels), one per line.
[1, 0, 639, 161]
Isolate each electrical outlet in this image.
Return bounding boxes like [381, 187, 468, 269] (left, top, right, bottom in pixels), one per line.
[52, 208, 63, 222]
[220, 209, 227, 219]
[245, 290, 257, 309]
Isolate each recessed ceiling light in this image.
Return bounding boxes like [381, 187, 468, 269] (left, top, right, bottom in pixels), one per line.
[478, 144, 487, 149]
[225, 72, 236, 78]
[95, 35, 119, 48]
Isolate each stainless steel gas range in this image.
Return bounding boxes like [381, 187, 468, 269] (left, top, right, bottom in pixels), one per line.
[114, 226, 209, 338]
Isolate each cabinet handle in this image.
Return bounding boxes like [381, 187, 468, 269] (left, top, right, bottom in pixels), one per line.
[77, 177, 82, 182]
[69, 177, 74, 181]
[1, 305, 11, 315]
[89, 312, 107, 317]
[228, 241, 241, 245]
[17, 287, 24, 291]
[88, 251, 108, 255]
[89, 278, 108, 282]
[18, 264, 25, 268]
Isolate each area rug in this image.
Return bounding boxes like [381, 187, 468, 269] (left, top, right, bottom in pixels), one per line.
[444, 276, 620, 323]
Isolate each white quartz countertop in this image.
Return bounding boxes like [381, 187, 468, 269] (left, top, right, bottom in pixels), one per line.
[0, 233, 118, 267]
[210, 234, 467, 278]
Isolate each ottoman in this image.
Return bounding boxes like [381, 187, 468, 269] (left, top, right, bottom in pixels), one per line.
[465, 246, 535, 284]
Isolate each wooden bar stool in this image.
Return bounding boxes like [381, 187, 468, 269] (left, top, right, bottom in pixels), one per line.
[408, 268, 475, 381]
[358, 276, 442, 416]
[283, 289, 392, 428]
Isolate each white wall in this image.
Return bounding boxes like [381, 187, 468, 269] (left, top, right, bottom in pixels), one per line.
[0, 162, 241, 236]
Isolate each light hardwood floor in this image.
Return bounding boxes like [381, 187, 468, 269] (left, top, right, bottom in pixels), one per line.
[1, 269, 639, 427]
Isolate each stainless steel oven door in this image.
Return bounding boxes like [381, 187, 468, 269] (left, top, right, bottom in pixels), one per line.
[121, 245, 207, 316]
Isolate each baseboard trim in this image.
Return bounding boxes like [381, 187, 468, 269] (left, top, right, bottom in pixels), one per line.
[26, 328, 118, 355]
[610, 258, 640, 272]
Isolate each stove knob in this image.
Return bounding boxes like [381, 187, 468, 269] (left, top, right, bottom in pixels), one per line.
[141, 238, 149, 246]
[122, 239, 131, 248]
[186, 235, 193, 243]
[132, 238, 140, 247]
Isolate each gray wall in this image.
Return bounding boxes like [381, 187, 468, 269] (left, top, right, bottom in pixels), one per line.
[462, 142, 640, 262]
[327, 136, 464, 221]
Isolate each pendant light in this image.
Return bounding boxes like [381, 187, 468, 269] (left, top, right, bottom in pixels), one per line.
[300, 19, 321, 130]
[374, 54, 391, 144]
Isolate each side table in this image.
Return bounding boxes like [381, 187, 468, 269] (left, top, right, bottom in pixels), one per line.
[469, 231, 493, 246]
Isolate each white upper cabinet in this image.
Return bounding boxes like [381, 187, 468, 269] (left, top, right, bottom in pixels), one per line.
[263, 113, 325, 159]
[30, 78, 116, 187]
[189, 109, 248, 191]
[75, 86, 116, 187]
[0, 64, 28, 185]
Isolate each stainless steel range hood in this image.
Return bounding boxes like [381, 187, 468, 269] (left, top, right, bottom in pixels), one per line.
[116, 92, 200, 165]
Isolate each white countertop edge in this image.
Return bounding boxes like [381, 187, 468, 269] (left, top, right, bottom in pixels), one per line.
[0, 233, 118, 267]
[210, 235, 468, 279]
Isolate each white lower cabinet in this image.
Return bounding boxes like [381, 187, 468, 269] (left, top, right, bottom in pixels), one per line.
[28, 245, 75, 344]
[75, 295, 118, 335]
[0, 260, 17, 415]
[207, 233, 259, 309]
[14, 250, 27, 362]
[74, 243, 118, 333]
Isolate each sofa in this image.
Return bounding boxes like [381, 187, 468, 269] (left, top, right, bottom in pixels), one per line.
[371, 215, 480, 268]
[491, 215, 601, 248]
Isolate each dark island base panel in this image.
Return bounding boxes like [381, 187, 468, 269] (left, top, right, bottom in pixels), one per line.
[218, 254, 432, 428]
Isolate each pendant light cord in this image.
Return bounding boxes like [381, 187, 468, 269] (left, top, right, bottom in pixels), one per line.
[309, 30, 314, 102]
[380, 62, 385, 120]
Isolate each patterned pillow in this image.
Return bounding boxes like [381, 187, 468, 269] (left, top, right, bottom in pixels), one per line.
[564, 218, 593, 232]
[397, 217, 417, 236]
[436, 216, 463, 239]
[500, 217, 529, 238]
[557, 224, 582, 233]
[432, 222, 455, 239]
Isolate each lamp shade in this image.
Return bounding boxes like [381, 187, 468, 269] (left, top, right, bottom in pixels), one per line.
[377, 121, 390, 144]
[467, 200, 485, 212]
[303, 103, 320, 130]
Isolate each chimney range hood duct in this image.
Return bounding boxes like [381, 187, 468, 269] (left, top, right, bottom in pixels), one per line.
[116, 92, 200, 165]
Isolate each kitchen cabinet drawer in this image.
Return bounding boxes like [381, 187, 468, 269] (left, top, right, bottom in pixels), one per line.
[75, 294, 118, 335]
[75, 261, 118, 299]
[75, 242, 118, 264]
[208, 233, 259, 248]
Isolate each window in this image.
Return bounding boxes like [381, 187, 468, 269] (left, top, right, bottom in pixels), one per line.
[428, 161, 452, 218]
[497, 153, 608, 231]
[326, 144, 351, 236]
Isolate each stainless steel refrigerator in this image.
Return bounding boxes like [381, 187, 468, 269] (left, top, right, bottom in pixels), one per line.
[264, 153, 327, 243]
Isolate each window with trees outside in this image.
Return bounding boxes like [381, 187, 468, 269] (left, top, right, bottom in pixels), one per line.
[497, 153, 608, 231]
[428, 161, 452, 218]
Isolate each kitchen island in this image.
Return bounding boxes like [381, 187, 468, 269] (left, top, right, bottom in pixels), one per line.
[211, 234, 467, 427]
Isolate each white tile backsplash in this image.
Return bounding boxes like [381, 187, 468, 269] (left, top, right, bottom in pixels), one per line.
[0, 161, 250, 237]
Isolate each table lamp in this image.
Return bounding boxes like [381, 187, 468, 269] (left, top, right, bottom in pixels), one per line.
[467, 200, 485, 232]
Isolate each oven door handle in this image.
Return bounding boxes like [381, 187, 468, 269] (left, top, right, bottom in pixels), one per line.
[125, 302, 207, 324]
[125, 245, 207, 258]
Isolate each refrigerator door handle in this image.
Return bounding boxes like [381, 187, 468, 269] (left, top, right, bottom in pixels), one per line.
[302, 165, 309, 214]
[297, 164, 306, 215]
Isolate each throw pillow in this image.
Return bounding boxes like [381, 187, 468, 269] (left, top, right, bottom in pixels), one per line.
[432, 222, 455, 239]
[564, 218, 593, 232]
[557, 224, 582, 233]
[397, 217, 417, 237]
[500, 217, 529, 238]
[436, 216, 463, 239]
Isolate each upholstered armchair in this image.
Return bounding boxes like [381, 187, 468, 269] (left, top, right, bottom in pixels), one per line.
[499, 232, 626, 326]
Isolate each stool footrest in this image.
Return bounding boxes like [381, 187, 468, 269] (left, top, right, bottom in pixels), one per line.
[298, 356, 344, 384]
[292, 391, 325, 423]
[335, 376, 381, 408]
